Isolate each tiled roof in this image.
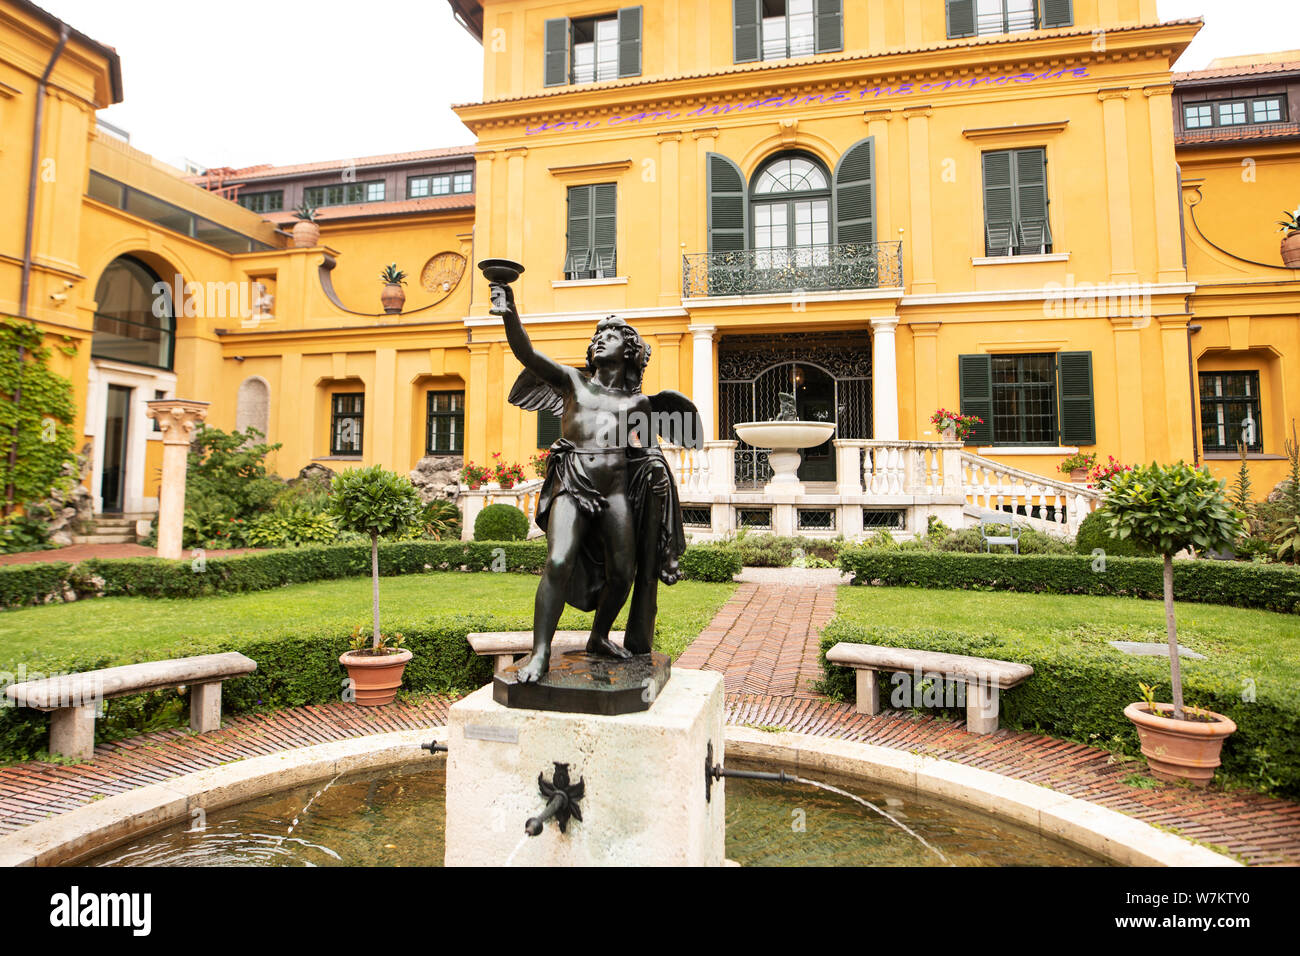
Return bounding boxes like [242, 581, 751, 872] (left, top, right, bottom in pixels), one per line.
[264, 194, 475, 224]
[1173, 60, 1300, 82]
[186, 145, 477, 185]
[1175, 122, 1300, 147]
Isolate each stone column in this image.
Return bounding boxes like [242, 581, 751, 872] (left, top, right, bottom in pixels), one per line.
[145, 399, 209, 560]
[870, 317, 900, 441]
[690, 324, 717, 441]
[1098, 88, 1139, 283]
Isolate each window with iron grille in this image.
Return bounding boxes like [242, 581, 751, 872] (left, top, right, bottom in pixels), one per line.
[426, 391, 464, 454]
[682, 507, 712, 526]
[303, 181, 384, 208]
[797, 509, 834, 531]
[737, 508, 772, 529]
[331, 393, 364, 456]
[862, 509, 904, 529]
[1199, 371, 1262, 453]
[991, 354, 1057, 445]
[238, 190, 283, 213]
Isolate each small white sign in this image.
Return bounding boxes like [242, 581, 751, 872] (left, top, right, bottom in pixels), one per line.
[466, 724, 519, 744]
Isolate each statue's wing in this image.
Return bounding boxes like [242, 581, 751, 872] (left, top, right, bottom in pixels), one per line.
[648, 390, 703, 450]
[508, 367, 565, 416]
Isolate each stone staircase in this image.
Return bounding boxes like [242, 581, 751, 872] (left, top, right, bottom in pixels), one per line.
[71, 513, 150, 546]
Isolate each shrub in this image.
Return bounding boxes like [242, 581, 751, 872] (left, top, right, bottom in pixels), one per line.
[474, 503, 529, 541]
[0, 561, 72, 607]
[718, 533, 842, 567]
[418, 499, 462, 541]
[183, 425, 283, 548]
[1075, 509, 1151, 557]
[836, 548, 1300, 614]
[678, 544, 742, 582]
[244, 501, 341, 548]
[816, 620, 1300, 797]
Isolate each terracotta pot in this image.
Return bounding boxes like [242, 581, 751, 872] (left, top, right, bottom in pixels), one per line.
[1123, 701, 1237, 786]
[1069, 467, 1088, 482]
[340, 648, 412, 707]
[291, 220, 320, 248]
[942, 426, 957, 442]
[1282, 231, 1300, 268]
[380, 282, 406, 314]
[466, 481, 481, 490]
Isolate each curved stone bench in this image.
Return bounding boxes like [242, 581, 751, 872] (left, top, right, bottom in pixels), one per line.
[4, 652, 257, 760]
[826, 643, 1032, 734]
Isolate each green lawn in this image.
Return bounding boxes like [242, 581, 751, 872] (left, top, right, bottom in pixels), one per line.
[0, 572, 736, 667]
[835, 586, 1300, 691]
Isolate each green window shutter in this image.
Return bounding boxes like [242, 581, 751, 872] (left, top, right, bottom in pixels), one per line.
[617, 7, 642, 78]
[982, 150, 1014, 254]
[538, 410, 562, 448]
[566, 185, 592, 274]
[1057, 351, 1096, 446]
[833, 136, 875, 244]
[706, 152, 747, 252]
[733, 0, 760, 63]
[946, 0, 976, 38]
[1015, 147, 1048, 225]
[814, 0, 843, 54]
[958, 354, 994, 446]
[592, 182, 617, 272]
[544, 17, 570, 87]
[1040, 0, 1074, 28]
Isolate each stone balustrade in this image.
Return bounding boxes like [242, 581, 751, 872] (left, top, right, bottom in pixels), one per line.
[458, 479, 545, 541]
[959, 452, 1100, 533]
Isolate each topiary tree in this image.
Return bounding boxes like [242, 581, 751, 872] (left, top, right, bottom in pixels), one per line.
[330, 466, 422, 650]
[1102, 462, 1247, 718]
[473, 502, 529, 541]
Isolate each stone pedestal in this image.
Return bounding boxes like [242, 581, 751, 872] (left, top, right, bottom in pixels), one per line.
[445, 669, 726, 866]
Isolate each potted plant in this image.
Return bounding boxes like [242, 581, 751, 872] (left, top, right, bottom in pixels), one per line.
[331, 465, 423, 706]
[489, 452, 526, 490]
[459, 461, 489, 490]
[1103, 461, 1248, 785]
[1058, 451, 1097, 483]
[1087, 455, 1131, 489]
[1278, 206, 1300, 268]
[379, 263, 407, 315]
[291, 203, 319, 248]
[929, 408, 983, 442]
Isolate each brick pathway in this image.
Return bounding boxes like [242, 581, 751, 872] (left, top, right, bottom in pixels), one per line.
[2, 580, 1298, 865]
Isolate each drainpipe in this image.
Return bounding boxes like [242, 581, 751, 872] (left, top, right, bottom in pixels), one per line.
[1186, 323, 1202, 466]
[8, 24, 69, 516]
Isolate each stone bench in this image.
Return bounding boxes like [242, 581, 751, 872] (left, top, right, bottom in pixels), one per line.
[468, 631, 625, 676]
[825, 643, 1032, 734]
[4, 652, 257, 760]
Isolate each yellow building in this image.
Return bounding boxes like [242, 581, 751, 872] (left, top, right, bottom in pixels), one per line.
[3, 0, 1297, 539]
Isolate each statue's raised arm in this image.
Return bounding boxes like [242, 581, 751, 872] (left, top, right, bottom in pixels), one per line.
[487, 272, 569, 391]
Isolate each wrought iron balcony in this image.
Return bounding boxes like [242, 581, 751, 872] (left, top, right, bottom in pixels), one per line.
[682, 241, 903, 298]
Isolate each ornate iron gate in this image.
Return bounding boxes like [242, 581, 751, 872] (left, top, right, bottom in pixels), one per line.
[717, 332, 872, 487]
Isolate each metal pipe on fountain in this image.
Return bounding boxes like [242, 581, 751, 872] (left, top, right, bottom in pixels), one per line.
[704, 741, 795, 802]
[420, 740, 448, 754]
[524, 762, 584, 837]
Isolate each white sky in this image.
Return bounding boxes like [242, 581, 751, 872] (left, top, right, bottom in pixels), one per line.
[33, 0, 1300, 172]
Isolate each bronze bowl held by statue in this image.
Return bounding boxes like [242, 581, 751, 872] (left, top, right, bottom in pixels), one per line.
[477, 258, 526, 283]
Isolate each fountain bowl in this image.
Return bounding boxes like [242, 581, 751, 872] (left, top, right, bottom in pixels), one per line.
[477, 258, 526, 283]
[733, 420, 835, 450]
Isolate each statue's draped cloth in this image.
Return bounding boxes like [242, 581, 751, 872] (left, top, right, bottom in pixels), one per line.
[534, 438, 687, 612]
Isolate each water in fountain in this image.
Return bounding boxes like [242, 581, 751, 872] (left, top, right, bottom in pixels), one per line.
[792, 776, 951, 865]
[503, 833, 530, 867]
[287, 772, 342, 837]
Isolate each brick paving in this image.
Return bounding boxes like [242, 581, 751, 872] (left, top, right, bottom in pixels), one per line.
[1, 580, 1298, 865]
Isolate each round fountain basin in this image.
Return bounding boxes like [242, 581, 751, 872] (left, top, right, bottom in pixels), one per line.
[81, 760, 1107, 868]
[733, 420, 835, 450]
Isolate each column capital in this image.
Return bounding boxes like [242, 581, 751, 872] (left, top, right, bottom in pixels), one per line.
[1097, 87, 1132, 102]
[145, 400, 209, 446]
[504, 146, 529, 158]
[688, 324, 717, 339]
[908, 321, 941, 338]
[869, 316, 899, 333]
[690, 126, 720, 140]
[1142, 84, 1175, 98]
[862, 107, 899, 123]
[1157, 314, 1192, 331]
[655, 129, 683, 142]
[903, 106, 934, 120]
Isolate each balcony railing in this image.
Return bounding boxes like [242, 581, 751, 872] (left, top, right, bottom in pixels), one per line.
[682, 241, 904, 298]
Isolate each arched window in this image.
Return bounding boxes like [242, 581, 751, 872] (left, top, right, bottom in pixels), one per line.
[92, 256, 174, 370]
[749, 152, 831, 269]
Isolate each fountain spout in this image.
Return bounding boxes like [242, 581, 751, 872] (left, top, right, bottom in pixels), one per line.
[524, 762, 584, 837]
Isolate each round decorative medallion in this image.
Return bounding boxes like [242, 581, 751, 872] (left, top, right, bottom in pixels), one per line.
[420, 252, 467, 301]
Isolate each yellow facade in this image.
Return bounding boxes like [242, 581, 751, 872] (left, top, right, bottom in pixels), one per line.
[3, 0, 1298, 523]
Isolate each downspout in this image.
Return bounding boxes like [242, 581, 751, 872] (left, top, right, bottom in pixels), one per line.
[8, 24, 70, 516]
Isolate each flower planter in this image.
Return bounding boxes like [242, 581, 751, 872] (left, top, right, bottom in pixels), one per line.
[291, 220, 320, 248]
[1123, 701, 1237, 786]
[340, 649, 413, 707]
[1282, 231, 1300, 268]
[942, 426, 957, 442]
[1069, 468, 1088, 482]
[380, 282, 406, 314]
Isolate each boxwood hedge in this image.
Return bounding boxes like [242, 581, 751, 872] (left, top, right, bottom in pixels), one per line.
[837, 548, 1300, 614]
[817, 619, 1300, 797]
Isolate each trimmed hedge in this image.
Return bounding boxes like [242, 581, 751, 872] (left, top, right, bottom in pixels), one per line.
[474, 503, 529, 541]
[679, 544, 743, 582]
[0, 541, 549, 608]
[817, 619, 1300, 797]
[837, 548, 1300, 614]
[0, 614, 502, 761]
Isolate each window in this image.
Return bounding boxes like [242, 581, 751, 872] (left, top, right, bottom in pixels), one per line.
[453, 172, 473, 193]
[564, 183, 616, 279]
[1199, 371, 1262, 453]
[331, 393, 364, 456]
[750, 153, 831, 269]
[151, 389, 167, 432]
[91, 255, 175, 370]
[426, 391, 465, 454]
[734, 0, 841, 63]
[408, 173, 472, 198]
[946, 0, 1072, 38]
[959, 351, 1095, 447]
[538, 409, 562, 448]
[86, 172, 270, 253]
[545, 8, 641, 87]
[1182, 96, 1289, 130]
[303, 181, 384, 208]
[238, 190, 283, 213]
[982, 148, 1051, 256]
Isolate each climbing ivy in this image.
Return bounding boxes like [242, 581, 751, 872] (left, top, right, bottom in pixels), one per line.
[0, 318, 78, 513]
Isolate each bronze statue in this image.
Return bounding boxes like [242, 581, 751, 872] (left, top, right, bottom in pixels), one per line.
[481, 259, 700, 684]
